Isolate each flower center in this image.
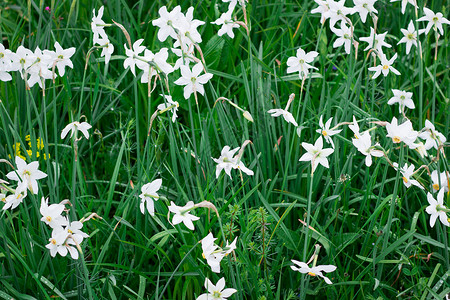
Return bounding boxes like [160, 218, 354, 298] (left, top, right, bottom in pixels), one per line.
[307, 272, 316, 277]
[20, 58, 25, 64]
[344, 33, 350, 39]
[51, 239, 57, 245]
[400, 95, 405, 100]
[212, 291, 222, 298]
[46, 216, 52, 222]
[68, 229, 73, 234]
[58, 55, 64, 59]
[299, 59, 304, 64]
[407, 33, 414, 40]
[191, 77, 196, 83]
[432, 16, 438, 22]
[322, 130, 328, 136]
[0, 53, 4, 58]
[402, 177, 408, 183]
[382, 65, 389, 70]
[432, 183, 440, 191]
[392, 136, 401, 143]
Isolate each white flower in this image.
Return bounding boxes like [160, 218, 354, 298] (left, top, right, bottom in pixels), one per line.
[172, 7, 206, 48]
[196, 277, 237, 300]
[27, 46, 53, 88]
[352, 131, 383, 167]
[349, 115, 362, 139]
[96, 37, 114, 65]
[47, 42, 75, 77]
[390, 0, 417, 14]
[40, 197, 68, 229]
[417, 7, 450, 36]
[425, 189, 449, 228]
[393, 163, 424, 190]
[353, 0, 378, 23]
[290, 260, 337, 284]
[286, 48, 319, 79]
[157, 95, 179, 123]
[299, 136, 334, 174]
[324, 0, 355, 29]
[174, 62, 213, 100]
[368, 53, 400, 79]
[2, 181, 27, 210]
[316, 115, 342, 148]
[212, 146, 253, 179]
[61, 121, 92, 140]
[201, 233, 237, 273]
[359, 28, 392, 54]
[388, 89, 415, 113]
[140, 48, 174, 83]
[123, 39, 147, 76]
[139, 179, 162, 216]
[46, 227, 70, 258]
[66, 221, 89, 244]
[267, 94, 298, 126]
[385, 117, 418, 147]
[331, 21, 353, 54]
[430, 170, 449, 193]
[168, 201, 200, 231]
[91, 6, 108, 44]
[152, 6, 183, 42]
[397, 20, 418, 55]
[212, 9, 240, 39]
[418, 120, 447, 150]
[11, 46, 35, 79]
[6, 156, 47, 195]
[311, 0, 330, 24]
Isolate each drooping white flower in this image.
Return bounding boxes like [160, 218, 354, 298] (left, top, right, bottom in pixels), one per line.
[2, 181, 27, 210]
[61, 121, 92, 140]
[385, 117, 418, 147]
[397, 20, 418, 55]
[139, 179, 162, 216]
[6, 156, 47, 195]
[196, 277, 237, 300]
[353, 0, 378, 23]
[267, 93, 298, 126]
[352, 131, 383, 167]
[417, 7, 450, 36]
[66, 221, 89, 244]
[91, 6, 108, 44]
[174, 62, 213, 100]
[316, 115, 342, 148]
[393, 162, 424, 190]
[96, 37, 114, 65]
[157, 95, 179, 123]
[299, 136, 334, 174]
[290, 260, 337, 285]
[168, 201, 200, 230]
[390, 0, 417, 14]
[368, 53, 400, 79]
[46, 227, 70, 258]
[425, 189, 449, 228]
[348, 115, 362, 139]
[388, 89, 415, 113]
[201, 233, 237, 273]
[418, 120, 447, 150]
[286, 48, 319, 79]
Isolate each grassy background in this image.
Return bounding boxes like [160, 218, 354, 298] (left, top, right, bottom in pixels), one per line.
[0, 0, 449, 299]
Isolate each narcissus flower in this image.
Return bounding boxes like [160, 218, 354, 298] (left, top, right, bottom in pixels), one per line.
[61, 121, 92, 140]
[290, 260, 337, 284]
[299, 136, 334, 174]
[353, 0, 378, 23]
[316, 115, 342, 148]
[425, 189, 449, 228]
[360, 28, 392, 54]
[212, 9, 240, 39]
[139, 179, 162, 216]
[123, 39, 147, 76]
[40, 197, 68, 229]
[397, 20, 418, 55]
[212, 145, 253, 179]
[430, 170, 449, 193]
[331, 21, 354, 54]
[196, 277, 237, 300]
[390, 0, 417, 14]
[418, 120, 447, 150]
[174, 62, 213, 101]
[393, 162, 424, 190]
[388, 89, 415, 113]
[286, 48, 319, 79]
[368, 53, 400, 79]
[6, 156, 47, 195]
[267, 93, 298, 126]
[168, 201, 200, 230]
[352, 131, 383, 167]
[201, 232, 237, 273]
[385, 117, 418, 147]
[417, 7, 450, 36]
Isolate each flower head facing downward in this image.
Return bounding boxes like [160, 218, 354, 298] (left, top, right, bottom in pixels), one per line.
[139, 179, 162, 216]
[61, 121, 92, 140]
[196, 277, 237, 300]
[291, 260, 337, 284]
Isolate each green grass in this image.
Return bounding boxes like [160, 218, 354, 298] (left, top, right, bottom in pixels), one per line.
[0, 0, 449, 299]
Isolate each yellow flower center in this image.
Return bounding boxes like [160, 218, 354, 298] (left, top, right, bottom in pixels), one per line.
[212, 291, 222, 298]
[58, 55, 64, 59]
[322, 130, 328, 136]
[68, 229, 73, 234]
[307, 272, 316, 277]
[402, 177, 408, 183]
[432, 183, 440, 191]
[392, 136, 401, 143]
[46, 216, 52, 222]
[382, 65, 389, 70]
[51, 239, 57, 245]
[407, 33, 414, 40]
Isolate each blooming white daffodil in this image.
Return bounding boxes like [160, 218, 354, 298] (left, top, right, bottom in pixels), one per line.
[331, 21, 354, 54]
[0, 44, 17, 73]
[286, 48, 319, 79]
[157, 95, 179, 123]
[196, 277, 237, 300]
[172, 45, 196, 70]
[324, 0, 355, 29]
[201, 233, 237, 273]
[291, 260, 337, 285]
[61, 121, 92, 140]
[91, 6, 108, 44]
[353, 0, 378, 23]
[40, 197, 68, 229]
[393, 162, 424, 190]
[140, 48, 174, 83]
[96, 37, 114, 65]
[27, 46, 53, 88]
[11, 46, 35, 79]
[299, 136, 334, 174]
[385, 117, 418, 147]
[431, 170, 449, 193]
[410, 141, 428, 158]
[352, 131, 383, 167]
[66, 221, 89, 244]
[368, 53, 400, 79]
[168, 201, 200, 231]
[174, 62, 213, 101]
[123, 39, 147, 76]
[418, 120, 447, 151]
[417, 7, 450, 36]
[6, 156, 47, 195]
[425, 189, 450, 228]
[311, 0, 330, 24]
[398, 20, 418, 55]
[46, 227, 70, 258]
[152, 6, 183, 42]
[212, 9, 240, 39]
[349, 115, 362, 139]
[267, 93, 298, 126]
[139, 179, 162, 216]
[173, 7, 206, 48]
[388, 89, 415, 113]
[316, 115, 342, 148]
[359, 28, 392, 54]
[2, 181, 27, 210]
[390, 0, 417, 14]
[46, 42, 76, 77]
[212, 146, 254, 179]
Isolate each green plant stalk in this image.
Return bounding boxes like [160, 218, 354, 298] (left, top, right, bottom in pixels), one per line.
[300, 170, 314, 300]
